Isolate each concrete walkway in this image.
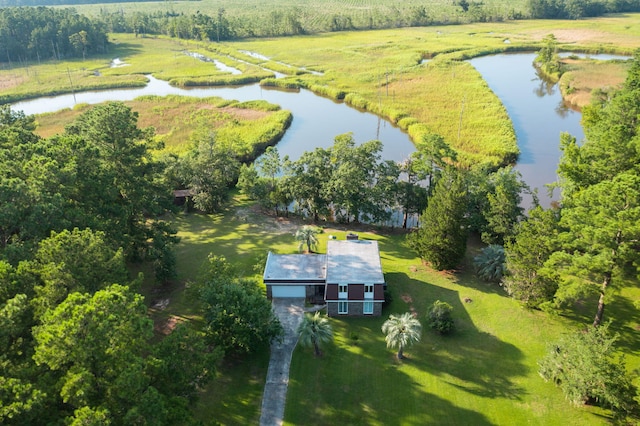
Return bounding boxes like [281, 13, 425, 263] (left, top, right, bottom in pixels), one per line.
[259, 298, 305, 426]
[259, 299, 327, 425]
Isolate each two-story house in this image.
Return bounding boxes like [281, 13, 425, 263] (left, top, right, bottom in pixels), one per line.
[263, 237, 385, 316]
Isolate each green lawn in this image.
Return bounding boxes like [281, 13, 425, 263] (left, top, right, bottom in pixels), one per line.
[285, 232, 613, 425]
[160, 197, 637, 425]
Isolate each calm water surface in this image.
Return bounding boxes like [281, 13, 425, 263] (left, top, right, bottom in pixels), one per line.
[469, 53, 584, 207]
[13, 52, 625, 208]
[12, 76, 415, 163]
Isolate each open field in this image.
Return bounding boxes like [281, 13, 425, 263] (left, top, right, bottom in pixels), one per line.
[69, 0, 530, 32]
[5, 15, 640, 167]
[158, 196, 640, 425]
[34, 95, 292, 158]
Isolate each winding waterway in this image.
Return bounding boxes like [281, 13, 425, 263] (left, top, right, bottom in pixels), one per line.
[12, 76, 415, 164]
[470, 53, 583, 206]
[11, 52, 628, 208]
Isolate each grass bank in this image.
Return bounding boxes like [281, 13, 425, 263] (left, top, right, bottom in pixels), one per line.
[226, 15, 640, 167]
[5, 16, 640, 167]
[34, 95, 292, 159]
[559, 58, 631, 109]
[157, 196, 639, 424]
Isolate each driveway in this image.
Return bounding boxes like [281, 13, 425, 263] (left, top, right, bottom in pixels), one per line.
[259, 298, 305, 426]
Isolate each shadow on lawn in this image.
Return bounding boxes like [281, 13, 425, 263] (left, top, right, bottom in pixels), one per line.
[386, 272, 529, 401]
[287, 335, 495, 426]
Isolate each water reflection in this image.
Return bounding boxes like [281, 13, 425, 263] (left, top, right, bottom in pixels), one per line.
[469, 53, 585, 207]
[11, 75, 415, 164]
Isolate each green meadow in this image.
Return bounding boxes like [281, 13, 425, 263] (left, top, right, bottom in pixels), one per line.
[4, 13, 640, 423]
[162, 196, 638, 425]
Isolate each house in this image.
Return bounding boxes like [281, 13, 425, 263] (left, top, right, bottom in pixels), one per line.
[263, 237, 385, 316]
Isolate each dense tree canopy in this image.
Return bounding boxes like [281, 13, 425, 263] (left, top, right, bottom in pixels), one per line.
[539, 323, 637, 416]
[503, 50, 640, 327]
[194, 255, 283, 355]
[0, 7, 108, 63]
[408, 169, 468, 270]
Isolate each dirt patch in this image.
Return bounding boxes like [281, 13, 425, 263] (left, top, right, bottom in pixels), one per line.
[155, 314, 184, 335]
[0, 74, 27, 90]
[222, 106, 270, 121]
[529, 29, 609, 44]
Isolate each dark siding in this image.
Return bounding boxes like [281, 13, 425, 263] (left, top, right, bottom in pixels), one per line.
[326, 284, 338, 300]
[349, 284, 364, 300]
[374, 284, 384, 300]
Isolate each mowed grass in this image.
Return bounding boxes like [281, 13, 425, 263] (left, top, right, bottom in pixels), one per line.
[159, 196, 639, 425]
[285, 232, 614, 425]
[162, 196, 300, 424]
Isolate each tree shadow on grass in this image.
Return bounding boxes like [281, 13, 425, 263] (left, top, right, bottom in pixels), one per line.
[286, 326, 495, 426]
[607, 292, 640, 356]
[385, 272, 529, 401]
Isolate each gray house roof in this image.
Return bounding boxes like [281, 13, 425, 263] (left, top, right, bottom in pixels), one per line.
[263, 252, 327, 282]
[325, 240, 384, 284]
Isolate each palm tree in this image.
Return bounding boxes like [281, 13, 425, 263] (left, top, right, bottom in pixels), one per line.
[473, 244, 505, 282]
[297, 312, 333, 356]
[295, 226, 320, 253]
[381, 312, 422, 359]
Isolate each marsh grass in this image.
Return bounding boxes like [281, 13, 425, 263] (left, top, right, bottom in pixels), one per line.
[224, 16, 640, 166]
[34, 95, 292, 159]
[559, 59, 630, 108]
[8, 16, 640, 166]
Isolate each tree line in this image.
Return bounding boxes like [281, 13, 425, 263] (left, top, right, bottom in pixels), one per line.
[527, 0, 640, 19]
[0, 7, 108, 64]
[4, 1, 640, 60]
[0, 101, 283, 424]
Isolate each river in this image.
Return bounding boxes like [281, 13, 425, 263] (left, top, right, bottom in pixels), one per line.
[12, 52, 627, 208]
[11, 76, 415, 164]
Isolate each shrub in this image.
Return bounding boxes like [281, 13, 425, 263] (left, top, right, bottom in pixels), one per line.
[427, 300, 455, 335]
[473, 244, 505, 282]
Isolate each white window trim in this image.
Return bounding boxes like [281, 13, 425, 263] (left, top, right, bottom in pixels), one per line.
[363, 301, 374, 314]
[338, 284, 348, 300]
[338, 300, 348, 314]
[364, 284, 374, 299]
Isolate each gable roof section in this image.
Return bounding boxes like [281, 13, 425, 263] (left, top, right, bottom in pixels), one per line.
[325, 240, 384, 284]
[263, 252, 327, 283]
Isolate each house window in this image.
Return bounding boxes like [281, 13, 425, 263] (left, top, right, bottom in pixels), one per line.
[338, 301, 348, 314]
[364, 285, 374, 299]
[363, 301, 373, 315]
[338, 284, 348, 299]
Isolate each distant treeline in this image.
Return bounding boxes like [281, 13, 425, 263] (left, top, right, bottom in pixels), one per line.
[0, 0, 162, 4]
[2, 1, 640, 64]
[527, 0, 640, 19]
[0, 7, 108, 63]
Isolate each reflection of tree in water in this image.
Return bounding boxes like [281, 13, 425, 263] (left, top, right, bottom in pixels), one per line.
[532, 67, 556, 97]
[555, 101, 570, 118]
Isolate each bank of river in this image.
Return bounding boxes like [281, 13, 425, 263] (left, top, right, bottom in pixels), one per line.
[12, 75, 415, 164]
[13, 52, 626, 208]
